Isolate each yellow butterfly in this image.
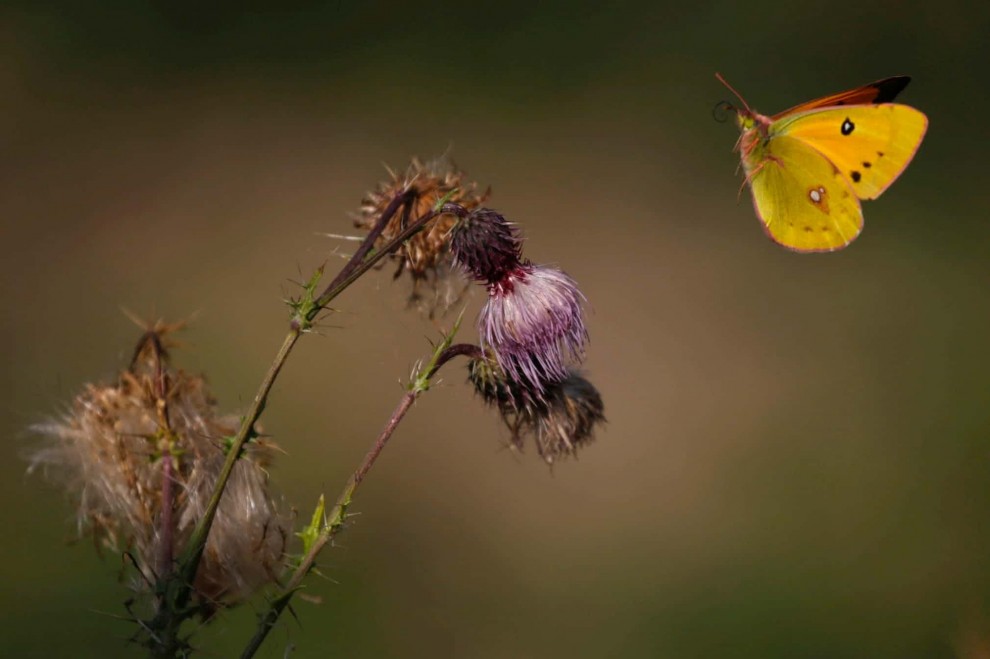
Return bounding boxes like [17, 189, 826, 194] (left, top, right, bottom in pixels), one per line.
[717, 74, 928, 252]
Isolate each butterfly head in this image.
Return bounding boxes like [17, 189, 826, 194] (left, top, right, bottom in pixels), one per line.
[715, 73, 771, 147]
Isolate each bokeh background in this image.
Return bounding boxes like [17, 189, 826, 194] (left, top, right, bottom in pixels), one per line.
[4, 2, 990, 657]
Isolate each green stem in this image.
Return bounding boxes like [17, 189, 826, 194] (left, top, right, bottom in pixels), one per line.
[153, 192, 450, 656]
[174, 328, 301, 597]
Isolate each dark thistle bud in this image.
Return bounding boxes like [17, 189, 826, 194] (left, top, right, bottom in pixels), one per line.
[469, 356, 605, 464]
[450, 208, 524, 285]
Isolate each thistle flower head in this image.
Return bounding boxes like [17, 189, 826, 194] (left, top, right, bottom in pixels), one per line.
[478, 263, 588, 392]
[470, 357, 605, 464]
[357, 157, 488, 315]
[531, 374, 605, 463]
[450, 208, 524, 285]
[468, 352, 527, 410]
[28, 323, 287, 608]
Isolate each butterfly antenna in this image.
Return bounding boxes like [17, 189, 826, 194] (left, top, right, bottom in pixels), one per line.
[714, 73, 753, 116]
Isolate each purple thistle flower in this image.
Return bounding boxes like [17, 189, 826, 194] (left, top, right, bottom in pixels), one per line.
[448, 205, 589, 394]
[479, 263, 587, 392]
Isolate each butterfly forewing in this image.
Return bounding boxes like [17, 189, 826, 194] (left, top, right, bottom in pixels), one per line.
[770, 76, 911, 120]
[773, 104, 928, 200]
[748, 135, 864, 252]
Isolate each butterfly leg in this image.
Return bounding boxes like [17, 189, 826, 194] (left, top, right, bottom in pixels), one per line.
[737, 154, 784, 200]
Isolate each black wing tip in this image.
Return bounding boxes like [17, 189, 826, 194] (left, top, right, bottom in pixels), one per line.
[874, 76, 912, 103]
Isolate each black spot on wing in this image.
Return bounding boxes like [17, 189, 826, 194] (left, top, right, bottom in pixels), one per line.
[871, 76, 911, 103]
[851, 171, 861, 182]
[862, 161, 872, 168]
[841, 118, 855, 135]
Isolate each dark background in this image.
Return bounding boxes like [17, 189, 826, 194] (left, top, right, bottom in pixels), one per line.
[3, 1, 990, 657]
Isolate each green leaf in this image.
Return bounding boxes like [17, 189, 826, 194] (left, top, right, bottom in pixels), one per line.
[296, 494, 326, 555]
[433, 188, 460, 211]
[286, 265, 325, 329]
[409, 309, 465, 394]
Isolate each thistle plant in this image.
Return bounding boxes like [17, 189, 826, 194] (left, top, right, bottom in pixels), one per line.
[28, 156, 605, 657]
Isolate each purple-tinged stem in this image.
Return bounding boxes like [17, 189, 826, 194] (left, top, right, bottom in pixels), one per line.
[313, 205, 447, 313]
[316, 190, 414, 303]
[239, 342, 483, 659]
[429, 343, 483, 379]
[239, 391, 417, 659]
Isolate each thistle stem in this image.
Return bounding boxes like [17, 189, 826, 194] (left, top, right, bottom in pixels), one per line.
[173, 328, 301, 600]
[239, 391, 414, 659]
[316, 190, 414, 302]
[159, 455, 175, 581]
[429, 343, 483, 379]
[313, 207, 443, 313]
[239, 343, 479, 659]
[154, 190, 450, 657]
[145, 330, 175, 583]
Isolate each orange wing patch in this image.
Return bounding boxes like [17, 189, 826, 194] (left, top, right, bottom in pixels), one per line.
[772, 76, 911, 119]
[806, 185, 830, 214]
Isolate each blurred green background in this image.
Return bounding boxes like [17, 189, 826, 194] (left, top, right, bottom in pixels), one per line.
[3, 1, 990, 657]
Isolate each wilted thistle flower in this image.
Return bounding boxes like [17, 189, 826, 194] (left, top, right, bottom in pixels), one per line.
[469, 356, 605, 464]
[28, 323, 287, 608]
[357, 156, 488, 314]
[450, 207, 587, 393]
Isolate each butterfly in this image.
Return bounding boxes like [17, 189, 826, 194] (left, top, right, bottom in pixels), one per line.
[716, 74, 928, 252]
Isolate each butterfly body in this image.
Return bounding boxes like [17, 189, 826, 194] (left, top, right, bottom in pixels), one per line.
[718, 75, 928, 252]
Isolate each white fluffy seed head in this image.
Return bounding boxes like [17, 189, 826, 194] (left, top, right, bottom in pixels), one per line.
[28, 334, 287, 606]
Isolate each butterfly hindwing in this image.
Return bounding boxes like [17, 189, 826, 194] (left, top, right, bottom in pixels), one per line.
[748, 135, 864, 252]
[773, 104, 928, 200]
